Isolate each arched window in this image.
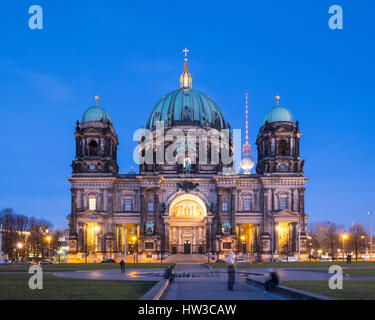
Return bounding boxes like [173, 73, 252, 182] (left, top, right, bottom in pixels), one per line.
[88, 197, 97, 211]
[278, 139, 287, 156]
[89, 140, 98, 156]
[243, 199, 251, 211]
[279, 197, 288, 210]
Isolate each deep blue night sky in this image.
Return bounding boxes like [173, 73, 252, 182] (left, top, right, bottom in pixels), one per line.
[0, 1, 374, 229]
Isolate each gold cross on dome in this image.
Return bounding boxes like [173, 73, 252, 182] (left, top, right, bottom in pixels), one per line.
[182, 48, 189, 58]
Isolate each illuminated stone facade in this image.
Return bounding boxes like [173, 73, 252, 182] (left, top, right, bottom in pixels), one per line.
[67, 61, 309, 262]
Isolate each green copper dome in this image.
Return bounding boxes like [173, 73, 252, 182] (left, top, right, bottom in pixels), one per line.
[263, 104, 294, 125]
[81, 105, 113, 125]
[145, 88, 227, 130]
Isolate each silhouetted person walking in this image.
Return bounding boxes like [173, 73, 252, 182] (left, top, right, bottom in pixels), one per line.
[119, 259, 126, 273]
[226, 251, 236, 291]
[347, 253, 352, 264]
[164, 266, 174, 283]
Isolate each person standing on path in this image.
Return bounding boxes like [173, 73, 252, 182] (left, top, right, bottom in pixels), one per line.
[119, 259, 126, 273]
[226, 251, 236, 291]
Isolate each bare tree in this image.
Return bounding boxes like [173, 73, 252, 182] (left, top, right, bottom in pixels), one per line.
[348, 223, 367, 261]
[308, 221, 344, 261]
[0, 208, 53, 260]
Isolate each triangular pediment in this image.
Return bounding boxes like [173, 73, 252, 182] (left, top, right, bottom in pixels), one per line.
[77, 210, 106, 218]
[273, 209, 299, 218]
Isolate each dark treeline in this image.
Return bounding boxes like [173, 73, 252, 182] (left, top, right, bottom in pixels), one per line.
[0, 208, 55, 260]
[307, 221, 371, 261]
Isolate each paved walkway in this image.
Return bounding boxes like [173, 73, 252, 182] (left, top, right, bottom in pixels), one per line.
[53, 268, 166, 281]
[51, 264, 375, 300]
[162, 264, 285, 300]
[52, 265, 375, 282]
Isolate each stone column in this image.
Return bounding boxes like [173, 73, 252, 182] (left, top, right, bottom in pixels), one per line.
[76, 190, 81, 212]
[230, 187, 235, 235]
[274, 223, 279, 253]
[140, 188, 146, 235]
[98, 192, 103, 212]
[253, 224, 257, 254]
[69, 190, 79, 254]
[70, 190, 77, 234]
[107, 190, 113, 218]
[192, 227, 196, 253]
[291, 189, 295, 212]
[164, 221, 169, 253]
[154, 188, 160, 235]
[178, 227, 182, 253]
[103, 189, 108, 212]
[299, 188, 306, 234]
[206, 219, 212, 254]
[262, 188, 271, 234]
[77, 224, 84, 253]
[80, 190, 84, 211]
[83, 193, 88, 211]
[216, 188, 223, 235]
[292, 223, 297, 252]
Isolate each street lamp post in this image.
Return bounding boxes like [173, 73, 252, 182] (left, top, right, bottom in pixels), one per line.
[16, 242, 23, 261]
[45, 235, 52, 260]
[369, 212, 373, 261]
[342, 234, 348, 262]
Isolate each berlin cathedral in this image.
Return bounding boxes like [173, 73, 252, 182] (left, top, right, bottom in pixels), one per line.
[67, 52, 309, 262]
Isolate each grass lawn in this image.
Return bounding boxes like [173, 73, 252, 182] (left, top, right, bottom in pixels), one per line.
[294, 267, 375, 277]
[0, 262, 174, 272]
[206, 261, 375, 269]
[0, 273, 156, 300]
[282, 280, 375, 300]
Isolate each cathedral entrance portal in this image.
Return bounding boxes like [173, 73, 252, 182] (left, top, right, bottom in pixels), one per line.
[168, 194, 207, 254]
[184, 240, 191, 254]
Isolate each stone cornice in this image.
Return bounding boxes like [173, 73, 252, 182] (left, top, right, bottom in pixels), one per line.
[259, 176, 310, 187]
[67, 174, 309, 188]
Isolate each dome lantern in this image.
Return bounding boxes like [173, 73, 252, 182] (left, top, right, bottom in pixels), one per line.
[180, 48, 192, 89]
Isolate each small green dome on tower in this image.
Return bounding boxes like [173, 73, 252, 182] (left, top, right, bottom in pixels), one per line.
[81, 96, 113, 125]
[262, 96, 294, 125]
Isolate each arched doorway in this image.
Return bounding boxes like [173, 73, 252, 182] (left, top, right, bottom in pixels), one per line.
[168, 194, 207, 254]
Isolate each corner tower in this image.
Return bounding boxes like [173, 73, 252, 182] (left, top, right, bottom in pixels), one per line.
[256, 96, 304, 176]
[72, 96, 119, 175]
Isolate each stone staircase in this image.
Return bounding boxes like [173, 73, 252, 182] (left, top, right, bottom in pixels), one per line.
[163, 254, 209, 264]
